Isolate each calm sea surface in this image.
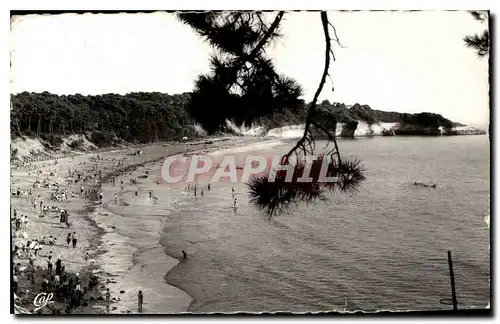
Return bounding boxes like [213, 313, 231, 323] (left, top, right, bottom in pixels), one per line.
[97, 135, 490, 313]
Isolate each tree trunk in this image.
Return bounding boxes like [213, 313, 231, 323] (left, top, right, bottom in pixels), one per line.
[27, 115, 32, 133]
[36, 115, 41, 137]
[16, 118, 22, 136]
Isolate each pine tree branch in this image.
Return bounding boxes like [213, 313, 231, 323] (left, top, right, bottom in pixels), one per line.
[245, 11, 284, 60]
[222, 12, 284, 91]
[463, 30, 489, 58]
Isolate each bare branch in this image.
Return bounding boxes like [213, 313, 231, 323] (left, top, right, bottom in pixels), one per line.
[311, 120, 341, 162]
[283, 12, 338, 162]
[328, 22, 345, 48]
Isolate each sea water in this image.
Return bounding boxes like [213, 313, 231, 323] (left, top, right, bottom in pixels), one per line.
[95, 135, 490, 313]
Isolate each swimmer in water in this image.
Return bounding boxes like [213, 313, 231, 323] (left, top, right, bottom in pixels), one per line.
[149, 192, 152, 198]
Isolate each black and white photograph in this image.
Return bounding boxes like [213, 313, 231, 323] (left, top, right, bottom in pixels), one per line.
[9, 7, 491, 316]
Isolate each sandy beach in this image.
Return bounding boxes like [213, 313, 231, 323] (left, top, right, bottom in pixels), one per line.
[11, 153, 107, 314]
[11, 136, 270, 314]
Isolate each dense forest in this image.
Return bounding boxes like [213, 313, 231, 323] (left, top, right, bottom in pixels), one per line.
[10, 91, 195, 146]
[10, 91, 464, 147]
[313, 100, 463, 135]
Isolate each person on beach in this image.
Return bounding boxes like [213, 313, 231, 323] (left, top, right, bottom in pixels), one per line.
[194, 186, 197, 197]
[72, 233, 78, 249]
[67, 233, 72, 245]
[15, 217, 21, 231]
[201, 189, 204, 196]
[39, 200, 43, 212]
[207, 183, 211, 190]
[80, 185, 84, 196]
[105, 288, 111, 304]
[23, 216, 29, 230]
[29, 266, 35, 284]
[99, 191, 103, 204]
[42, 277, 49, 291]
[55, 258, 62, 275]
[135, 191, 138, 196]
[138, 291, 143, 312]
[182, 250, 187, 260]
[13, 273, 18, 294]
[149, 192, 152, 199]
[114, 193, 118, 204]
[47, 259, 53, 274]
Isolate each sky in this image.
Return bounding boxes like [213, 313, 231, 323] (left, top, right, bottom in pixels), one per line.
[10, 11, 489, 126]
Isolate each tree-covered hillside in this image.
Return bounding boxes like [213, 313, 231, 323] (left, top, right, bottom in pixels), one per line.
[10, 91, 467, 147]
[10, 91, 195, 146]
[314, 100, 462, 128]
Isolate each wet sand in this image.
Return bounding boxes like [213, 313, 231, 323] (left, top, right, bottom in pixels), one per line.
[91, 137, 274, 313]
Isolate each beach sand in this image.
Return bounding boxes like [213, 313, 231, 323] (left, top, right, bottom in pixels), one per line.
[11, 136, 270, 314]
[11, 154, 107, 314]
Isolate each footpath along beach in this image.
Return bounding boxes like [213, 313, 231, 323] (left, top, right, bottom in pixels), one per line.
[11, 136, 275, 314]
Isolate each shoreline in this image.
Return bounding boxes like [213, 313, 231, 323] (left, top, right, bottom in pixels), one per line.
[75, 136, 270, 313]
[12, 135, 271, 314]
[11, 135, 490, 314]
[11, 142, 186, 314]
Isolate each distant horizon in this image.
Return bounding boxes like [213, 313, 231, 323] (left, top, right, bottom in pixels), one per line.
[10, 11, 489, 126]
